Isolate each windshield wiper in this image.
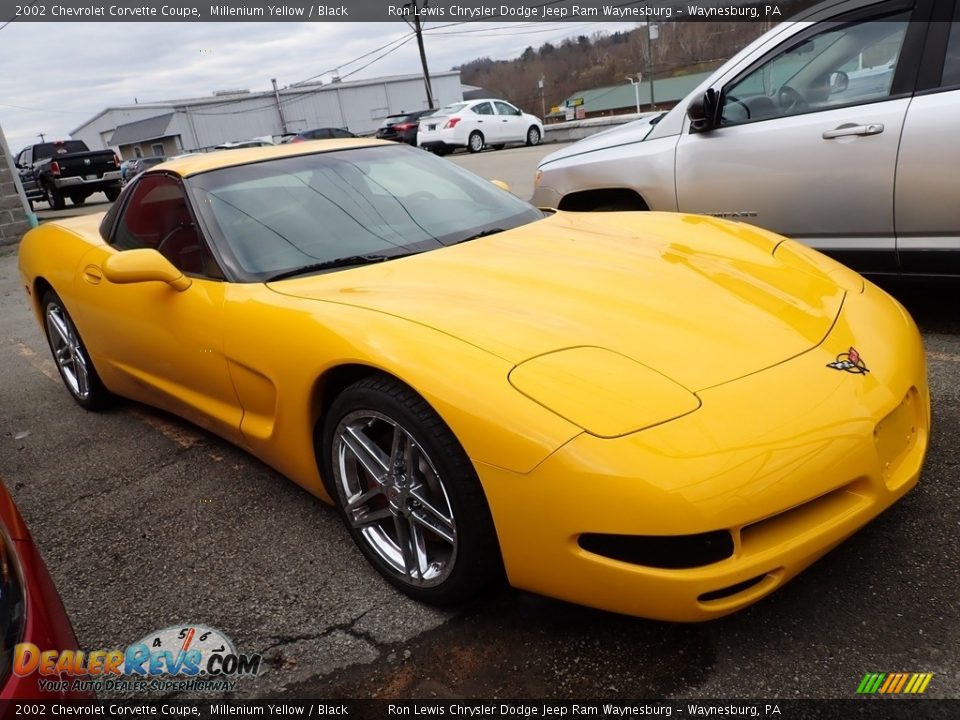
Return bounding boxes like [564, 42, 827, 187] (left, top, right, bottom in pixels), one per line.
[266, 252, 414, 282]
[450, 228, 506, 245]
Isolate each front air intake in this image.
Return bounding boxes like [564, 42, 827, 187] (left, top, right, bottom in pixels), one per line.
[578, 530, 734, 569]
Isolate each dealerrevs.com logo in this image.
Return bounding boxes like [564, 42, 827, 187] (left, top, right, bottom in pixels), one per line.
[14, 624, 261, 694]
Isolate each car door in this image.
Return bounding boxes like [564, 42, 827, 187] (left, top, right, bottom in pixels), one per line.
[895, 11, 960, 275]
[675, 3, 924, 273]
[15, 148, 38, 198]
[70, 172, 245, 443]
[470, 102, 499, 143]
[494, 101, 525, 143]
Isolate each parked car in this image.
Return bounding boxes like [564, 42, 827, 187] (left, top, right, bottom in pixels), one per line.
[119, 159, 137, 185]
[126, 156, 166, 181]
[376, 110, 435, 145]
[15, 140, 121, 210]
[18, 140, 928, 621]
[214, 140, 274, 150]
[417, 99, 543, 154]
[532, 0, 960, 276]
[286, 128, 356, 142]
[0, 476, 91, 699]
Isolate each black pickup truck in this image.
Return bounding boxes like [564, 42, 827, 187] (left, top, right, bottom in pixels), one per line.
[15, 140, 122, 210]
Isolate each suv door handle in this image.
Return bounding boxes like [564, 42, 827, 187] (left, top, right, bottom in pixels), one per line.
[822, 123, 884, 139]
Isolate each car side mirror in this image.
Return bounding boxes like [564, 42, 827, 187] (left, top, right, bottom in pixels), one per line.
[688, 89, 719, 133]
[829, 70, 849, 93]
[102, 249, 192, 291]
[490, 179, 512, 193]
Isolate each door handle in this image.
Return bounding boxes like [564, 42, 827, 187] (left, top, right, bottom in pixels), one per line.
[822, 123, 884, 139]
[83, 264, 103, 285]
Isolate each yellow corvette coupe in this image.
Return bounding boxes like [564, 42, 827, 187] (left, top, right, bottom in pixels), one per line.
[18, 140, 929, 621]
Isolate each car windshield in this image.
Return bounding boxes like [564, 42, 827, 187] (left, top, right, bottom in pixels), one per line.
[437, 103, 468, 114]
[187, 144, 544, 281]
[380, 115, 407, 126]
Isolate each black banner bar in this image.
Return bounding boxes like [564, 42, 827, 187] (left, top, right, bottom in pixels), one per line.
[2, 700, 959, 720]
[0, 1, 807, 24]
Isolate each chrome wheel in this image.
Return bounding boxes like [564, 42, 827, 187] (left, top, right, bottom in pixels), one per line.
[45, 302, 90, 400]
[468, 132, 484, 153]
[527, 126, 541, 146]
[333, 410, 457, 587]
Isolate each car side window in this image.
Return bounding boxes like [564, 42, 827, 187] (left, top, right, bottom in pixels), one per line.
[942, 22, 960, 87]
[111, 174, 224, 279]
[471, 102, 494, 115]
[720, 12, 910, 126]
[494, 101, 520, 116]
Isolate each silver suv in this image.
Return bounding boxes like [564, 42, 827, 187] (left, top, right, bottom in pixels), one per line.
[532, 0, 960, 276]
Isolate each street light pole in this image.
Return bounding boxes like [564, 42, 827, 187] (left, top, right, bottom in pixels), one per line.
[626, 75, 641, 114]
[626, 72, 643, 115]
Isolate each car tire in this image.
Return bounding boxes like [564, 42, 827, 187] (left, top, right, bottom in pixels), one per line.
[105, 187, 120, 202]
[526, 126, 541, 146]
[41, 290, 111, 411]
[468, 131, 485, 154]
[321, 374, 503, 605]
[44, 185, 65, 211]
[69, 193, 87, 206]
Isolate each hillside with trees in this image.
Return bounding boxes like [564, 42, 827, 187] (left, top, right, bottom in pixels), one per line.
[455, 4, 820, 113]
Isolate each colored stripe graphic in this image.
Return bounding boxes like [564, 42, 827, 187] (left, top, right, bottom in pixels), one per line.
[857, 672, 933, 694]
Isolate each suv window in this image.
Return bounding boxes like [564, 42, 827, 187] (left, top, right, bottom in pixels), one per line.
[720, 12, 910, 126]
[494, 101, 520, 116]
[471, 102, 495, 115]
[112, 174, 222, 278]
[943, 22, 960, 87]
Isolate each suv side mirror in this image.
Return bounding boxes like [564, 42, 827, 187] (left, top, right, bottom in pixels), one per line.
[688, 89, 719, 132]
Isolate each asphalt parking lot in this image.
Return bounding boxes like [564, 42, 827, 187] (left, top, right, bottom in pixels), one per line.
[2, 144, 959, 701]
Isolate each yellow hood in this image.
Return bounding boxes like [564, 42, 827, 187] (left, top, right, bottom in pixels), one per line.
[270, 211, 844, 391]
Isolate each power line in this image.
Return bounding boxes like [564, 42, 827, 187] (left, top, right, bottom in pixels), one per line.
[0, 1, 38, 32]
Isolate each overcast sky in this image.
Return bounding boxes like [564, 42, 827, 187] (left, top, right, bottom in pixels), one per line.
[0, 20, 630, 151]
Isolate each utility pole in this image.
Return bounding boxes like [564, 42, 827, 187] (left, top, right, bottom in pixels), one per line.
[271, 78, 289, 134]
[646, 23, 657, 111]
[405, 1, 434, 109]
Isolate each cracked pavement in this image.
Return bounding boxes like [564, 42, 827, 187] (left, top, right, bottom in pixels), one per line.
[1, 155, 959, 698]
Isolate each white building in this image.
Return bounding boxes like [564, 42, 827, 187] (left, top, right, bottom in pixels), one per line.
[71, 71, 463, 159]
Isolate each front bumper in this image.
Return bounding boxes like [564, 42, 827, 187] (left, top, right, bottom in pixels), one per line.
[477, 281, 929, 621]
[530, 182, 561, 209]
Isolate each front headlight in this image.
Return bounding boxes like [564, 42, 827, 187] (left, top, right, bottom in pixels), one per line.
[508, 346, 701, 438]
[0, 528, 26, 685]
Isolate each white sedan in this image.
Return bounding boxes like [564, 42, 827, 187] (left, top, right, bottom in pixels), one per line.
[418, 99, 543, 154]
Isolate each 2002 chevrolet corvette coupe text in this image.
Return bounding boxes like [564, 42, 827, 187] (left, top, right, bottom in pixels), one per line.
[18, 140, 929, 621]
